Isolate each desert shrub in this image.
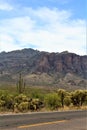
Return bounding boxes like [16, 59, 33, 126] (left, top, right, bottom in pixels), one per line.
[18, 102, 29, 112]
[14, 94, 30, 112]
[0, 89, 87, 112]
[0, 100, 5, 111]
[29, 98, 44, 111]
[57, 89, 67, 107]
[14, 94, 28, 104]
[0, 91, 14, 110]
[0, 100, 5, 108]
[64, 96, 71, 106]
[71, 90, 87, 106]
[4, 95, 14, 109]
[44, 93, 61, 110]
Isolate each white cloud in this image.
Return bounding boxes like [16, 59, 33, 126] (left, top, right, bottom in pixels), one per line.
[0, 2, 13, 11]
[0, 34, 20, 51]
[0, 7, 86, 55]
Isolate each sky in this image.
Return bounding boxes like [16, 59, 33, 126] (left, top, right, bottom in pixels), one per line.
[0, 0, 86, 55]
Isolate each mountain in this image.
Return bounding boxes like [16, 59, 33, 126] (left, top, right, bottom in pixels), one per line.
[0, 48, 87, 90]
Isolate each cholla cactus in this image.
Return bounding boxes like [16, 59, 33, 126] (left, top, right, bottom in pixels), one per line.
[17, 73, 25, 94]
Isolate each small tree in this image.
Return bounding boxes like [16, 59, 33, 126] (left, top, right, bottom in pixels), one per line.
[17, 73, 25, 94]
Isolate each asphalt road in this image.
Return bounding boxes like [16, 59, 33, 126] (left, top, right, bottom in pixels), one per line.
[0, 110, 86, 130]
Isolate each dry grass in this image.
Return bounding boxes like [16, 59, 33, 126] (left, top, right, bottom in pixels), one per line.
[58, 106, 87, 111]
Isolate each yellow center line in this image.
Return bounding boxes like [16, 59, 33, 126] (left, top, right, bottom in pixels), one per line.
[18, 120, 67, 129]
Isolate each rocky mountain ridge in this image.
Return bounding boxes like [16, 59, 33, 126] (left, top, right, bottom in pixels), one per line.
[0, 48, 87, 89]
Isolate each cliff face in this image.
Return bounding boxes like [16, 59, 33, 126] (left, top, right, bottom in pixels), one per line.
[0, 48, 87, 89]
[35, 52, 87, 79]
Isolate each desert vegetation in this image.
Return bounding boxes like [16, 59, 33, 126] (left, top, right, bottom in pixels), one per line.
[0, 86, 87, 113]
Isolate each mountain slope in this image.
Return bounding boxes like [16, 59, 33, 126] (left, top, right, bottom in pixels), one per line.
[0, 48, 87, 89]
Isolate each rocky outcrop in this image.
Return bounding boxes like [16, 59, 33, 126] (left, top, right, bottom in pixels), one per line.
[35, 52, 87, 78]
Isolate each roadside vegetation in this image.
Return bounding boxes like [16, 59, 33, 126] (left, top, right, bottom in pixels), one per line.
[0, 74, 87, 113]
[0, 87, 87, 113]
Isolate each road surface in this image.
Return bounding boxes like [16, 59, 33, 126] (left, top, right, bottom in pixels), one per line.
[0, 110, 86, 130]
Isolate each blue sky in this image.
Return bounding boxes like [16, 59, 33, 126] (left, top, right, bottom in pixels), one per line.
[0, 0, 86, 55]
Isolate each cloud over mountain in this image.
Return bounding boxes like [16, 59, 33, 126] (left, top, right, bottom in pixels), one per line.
[0, 2, 86, 55]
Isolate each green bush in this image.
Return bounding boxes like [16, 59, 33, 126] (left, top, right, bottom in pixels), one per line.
[44, 93, 61, 110]
[64, 96, 71, 106]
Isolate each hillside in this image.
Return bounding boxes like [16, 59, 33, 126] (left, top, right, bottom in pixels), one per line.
[0, 48, 87, 90]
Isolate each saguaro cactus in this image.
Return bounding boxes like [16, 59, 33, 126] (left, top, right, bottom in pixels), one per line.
[17, 73, 25, 94]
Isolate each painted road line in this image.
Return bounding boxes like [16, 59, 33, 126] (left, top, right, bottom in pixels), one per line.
[18, 120, 67, 129]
